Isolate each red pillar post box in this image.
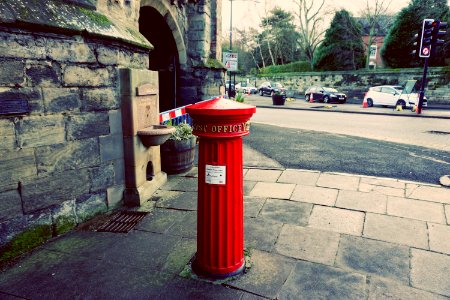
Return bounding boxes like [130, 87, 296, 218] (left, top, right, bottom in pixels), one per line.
[186, 98, 256, 278]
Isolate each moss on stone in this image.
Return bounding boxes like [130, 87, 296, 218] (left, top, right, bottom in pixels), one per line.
[206, 58, 226, 69]
[54, 216, 77, 235]
[0, 225, 52, 265]
[79, 8, 112, 27]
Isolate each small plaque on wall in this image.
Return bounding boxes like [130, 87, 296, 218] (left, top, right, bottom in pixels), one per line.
[0, 99, 30, 115]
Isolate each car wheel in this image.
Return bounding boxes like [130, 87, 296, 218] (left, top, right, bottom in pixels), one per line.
[397, 100, 406, 108]
[367, 98, 373, 107]
[323, 96, 330, 103]
[259, 89, 263, 96]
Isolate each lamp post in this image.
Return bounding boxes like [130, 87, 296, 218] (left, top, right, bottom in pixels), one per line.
[226, 0, 260, 98]
[228, 0, 234, 98]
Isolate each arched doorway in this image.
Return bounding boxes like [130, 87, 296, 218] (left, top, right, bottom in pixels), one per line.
[139, 7, 178, 112]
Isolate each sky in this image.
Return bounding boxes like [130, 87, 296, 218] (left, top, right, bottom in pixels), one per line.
[222, 0, 413, 38]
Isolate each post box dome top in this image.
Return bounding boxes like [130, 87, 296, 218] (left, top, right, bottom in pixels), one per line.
[186, 97, 256, 116]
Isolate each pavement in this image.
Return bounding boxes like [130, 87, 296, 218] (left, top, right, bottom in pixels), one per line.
[1, 162, 450, 299]
[242, 94, 450, 119]
[1, 100, 449, 299]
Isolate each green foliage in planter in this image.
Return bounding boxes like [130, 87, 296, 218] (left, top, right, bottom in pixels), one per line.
[235, 92, 245, 103]
[168, 122, 194, 141]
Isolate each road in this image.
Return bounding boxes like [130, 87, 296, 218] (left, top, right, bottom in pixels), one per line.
[251, 107, 450, 151]
[243, 108, 450, 184]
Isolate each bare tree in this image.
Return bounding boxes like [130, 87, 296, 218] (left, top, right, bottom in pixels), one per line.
[235, 28, 262, 71]
[360, 0, 392, 69]
[293, 0, 328, 69]
[258, 0, 276, 66]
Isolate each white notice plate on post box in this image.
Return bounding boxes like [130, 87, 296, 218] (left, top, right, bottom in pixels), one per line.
[205, 165, 226, 185]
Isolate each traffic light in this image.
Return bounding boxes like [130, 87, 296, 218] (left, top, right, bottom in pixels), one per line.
[431, 20, 447, 47]
[419, 19, 434, 58]
[411, 30, 421, 57]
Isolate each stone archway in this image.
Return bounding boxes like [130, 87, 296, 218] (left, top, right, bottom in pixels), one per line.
[139, 1, 188, 112]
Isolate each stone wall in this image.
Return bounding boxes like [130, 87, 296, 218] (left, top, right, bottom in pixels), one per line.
[249, 68, 450, 104]
[0, 27, 149, 252]
[182, 0, 225, 103]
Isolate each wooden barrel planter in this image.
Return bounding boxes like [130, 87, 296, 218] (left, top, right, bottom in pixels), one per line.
[161, 136, 197, 174]
[272, 94, 286, 105]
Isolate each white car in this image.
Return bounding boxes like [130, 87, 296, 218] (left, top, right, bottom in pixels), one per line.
[235, 82, 258, 94]
[363, 85, 427, 108]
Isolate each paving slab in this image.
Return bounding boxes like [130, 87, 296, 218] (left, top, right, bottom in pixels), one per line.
[359, 183, 405, 197]
[259, 198, 312, 225]
[136, 208, 189, 234]
[336, 190, 387, 214]
[290, 185, 338, 206]
[243, 180, 257, 196]
[244, 169, 282, 182]
[405, 183, 419, 198]
[428, 223, 450, 254]
[103, 230, 182, 271]
[154, 190, 197, 211]
[277, 169, 320, 186]
[316, 173, 360, 191]
[360, 177, 405, 189]
[227, 250, 296, 299]
[43, 230, 120, 259]
[0, 249, 171, 299]
[368, 278, 448, 300]
[275, 224, 340, 266]
[411, 249, 450, 297]
[167, 210, 197, 238]
[248, 182, 295, 199]
[240, 293, 267, 300]
[308, 206, 365, 236]
[162, 238, 196, 274]
[244, 217, 283, 252]
[363, 213, 428, 249]
[406, 185, 450, 204]
[160, 176, 198, 192]
[387, 196, 446, 224]
[446, 205, 450, 224]
[244, 196, 266, 218]
[279, 260, 367, 300]
[335, 235, 410, 284]
[159, 277, 245, 299]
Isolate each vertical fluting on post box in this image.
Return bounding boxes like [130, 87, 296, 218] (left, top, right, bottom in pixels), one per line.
[186, 97, 256, 279]
[196, 137, 244, 275]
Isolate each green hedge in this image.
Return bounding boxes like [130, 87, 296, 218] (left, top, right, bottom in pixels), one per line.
[260, 61, 312, 74]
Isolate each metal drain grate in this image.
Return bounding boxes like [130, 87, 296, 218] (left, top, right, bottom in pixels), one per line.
[427, 131, 450, 135]
[97, 211, 148, 233]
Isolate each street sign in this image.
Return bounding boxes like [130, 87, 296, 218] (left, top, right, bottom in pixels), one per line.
[223, 52, 238, 71]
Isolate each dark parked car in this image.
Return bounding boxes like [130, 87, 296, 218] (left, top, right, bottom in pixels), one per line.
[305, 86, 347, 103]
[258, 81, 285, 96]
